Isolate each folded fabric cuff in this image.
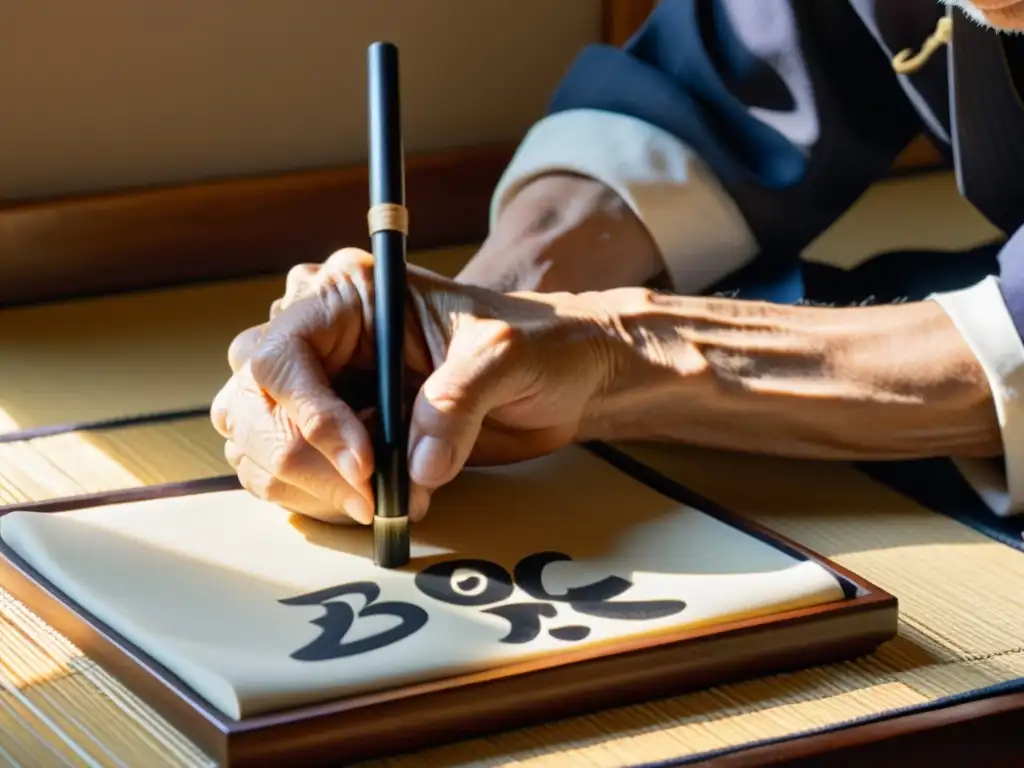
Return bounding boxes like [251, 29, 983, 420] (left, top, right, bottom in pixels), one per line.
[490, 109, 760, 294]
[931, 275, 1024, 517]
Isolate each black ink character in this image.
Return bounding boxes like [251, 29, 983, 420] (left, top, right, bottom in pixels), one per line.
[415, 559, 560, 643]
[515, 552, 687, 621]
[414, 559, 514, 606]
[280, 581, 428, 662]
[414, 552, 686, 646]
[482, 602, 558, 643]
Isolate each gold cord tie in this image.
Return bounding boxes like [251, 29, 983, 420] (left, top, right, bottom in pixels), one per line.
[891, 16, 953, 75]
[367, 203, 409, 237]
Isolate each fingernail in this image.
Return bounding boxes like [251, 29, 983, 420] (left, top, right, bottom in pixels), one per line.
[343, 495, 373, 525]
[410, 436, 453, 487]
[336, 450, 363, 486]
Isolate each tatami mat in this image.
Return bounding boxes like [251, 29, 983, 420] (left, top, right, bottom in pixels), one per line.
[2, 173, 1020, 766]
[0, 245, 475, 433]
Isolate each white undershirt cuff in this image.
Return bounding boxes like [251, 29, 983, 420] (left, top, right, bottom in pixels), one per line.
[932, 276, 1024, 517]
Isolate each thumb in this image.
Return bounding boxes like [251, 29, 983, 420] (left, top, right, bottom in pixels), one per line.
[407, 346, 520, 490]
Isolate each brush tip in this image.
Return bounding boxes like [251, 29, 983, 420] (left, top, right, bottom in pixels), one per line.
[373, 515, 410, 568]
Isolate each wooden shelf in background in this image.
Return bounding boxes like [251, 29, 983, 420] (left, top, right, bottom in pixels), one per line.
[0, 143, 514, 307]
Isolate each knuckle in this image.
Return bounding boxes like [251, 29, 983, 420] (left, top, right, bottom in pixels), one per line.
[325, 247, 370, 268]
[228, 325, 263, 369]
[471, 320, 527, 373]
[239, 463, 279, 501]
[262, 264, 321, 324]
[324, 249, 375, 284]
[267, 435, 305, 477]
[223, 441, 240, 467]
[301, 410, 339, 448]
[248, 340, 288, 388]
[210, 407, 231, 438]
[421, 376, 475, 415]
[285, 262, 318, 287]
[469, 316, 524, 352]
[209, 386, 234, 436]
[283, 264, 320, 306]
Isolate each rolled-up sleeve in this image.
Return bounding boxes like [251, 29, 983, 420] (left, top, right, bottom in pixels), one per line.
[490, 109, 758, 294]
[932, 226, 1024, 516]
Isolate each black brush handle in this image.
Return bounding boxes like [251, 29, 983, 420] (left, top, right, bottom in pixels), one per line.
[368, 41, 408, 523]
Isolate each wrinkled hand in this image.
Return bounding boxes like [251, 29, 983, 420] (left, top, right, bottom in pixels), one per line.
[211, 248, 616, 525]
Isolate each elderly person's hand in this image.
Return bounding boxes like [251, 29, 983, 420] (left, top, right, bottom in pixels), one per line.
[214, 247, 1003, 528]
[211, 248, 621, 525]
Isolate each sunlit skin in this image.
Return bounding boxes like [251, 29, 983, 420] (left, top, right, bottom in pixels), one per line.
[212, 242, 1000, 524]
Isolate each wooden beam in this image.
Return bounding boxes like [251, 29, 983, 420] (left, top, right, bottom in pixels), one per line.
[0, 143, 514, 307]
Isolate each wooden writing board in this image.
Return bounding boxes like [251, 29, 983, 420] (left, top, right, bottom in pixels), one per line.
[0, 443, 897, 766]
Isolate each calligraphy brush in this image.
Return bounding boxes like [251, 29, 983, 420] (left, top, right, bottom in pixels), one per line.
[367, 41, 411, 569]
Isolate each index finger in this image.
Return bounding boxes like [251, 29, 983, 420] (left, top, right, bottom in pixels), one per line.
[249, 285, 373, 492]
[228, 324, 265, 373]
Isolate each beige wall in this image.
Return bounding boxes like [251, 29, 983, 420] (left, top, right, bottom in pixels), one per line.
[1, 0, 601, 201]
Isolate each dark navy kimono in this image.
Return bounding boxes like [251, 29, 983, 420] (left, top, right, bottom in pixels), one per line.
[489, 1, 1024, 527]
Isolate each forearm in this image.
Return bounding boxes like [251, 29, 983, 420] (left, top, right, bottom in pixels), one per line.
[581, 290, 1001, 460]
[456, 174, 662, 293]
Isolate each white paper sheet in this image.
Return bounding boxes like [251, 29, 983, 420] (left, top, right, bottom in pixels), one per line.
[0, 446, 845, 719]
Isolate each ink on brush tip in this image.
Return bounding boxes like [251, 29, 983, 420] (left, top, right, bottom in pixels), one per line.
[373, 515, 411, 568]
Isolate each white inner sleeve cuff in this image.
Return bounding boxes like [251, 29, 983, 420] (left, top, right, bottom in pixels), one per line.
[490, 109, 760, 294]
[931, 275, 1024, 517]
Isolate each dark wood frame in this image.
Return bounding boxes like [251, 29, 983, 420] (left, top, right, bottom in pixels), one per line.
[0, 444, 898, 767]
[689, 690, 1024, 767]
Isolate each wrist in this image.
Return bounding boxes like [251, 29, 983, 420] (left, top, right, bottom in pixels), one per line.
[456, 173, 662, 294]
[573, 287, 698, 442]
